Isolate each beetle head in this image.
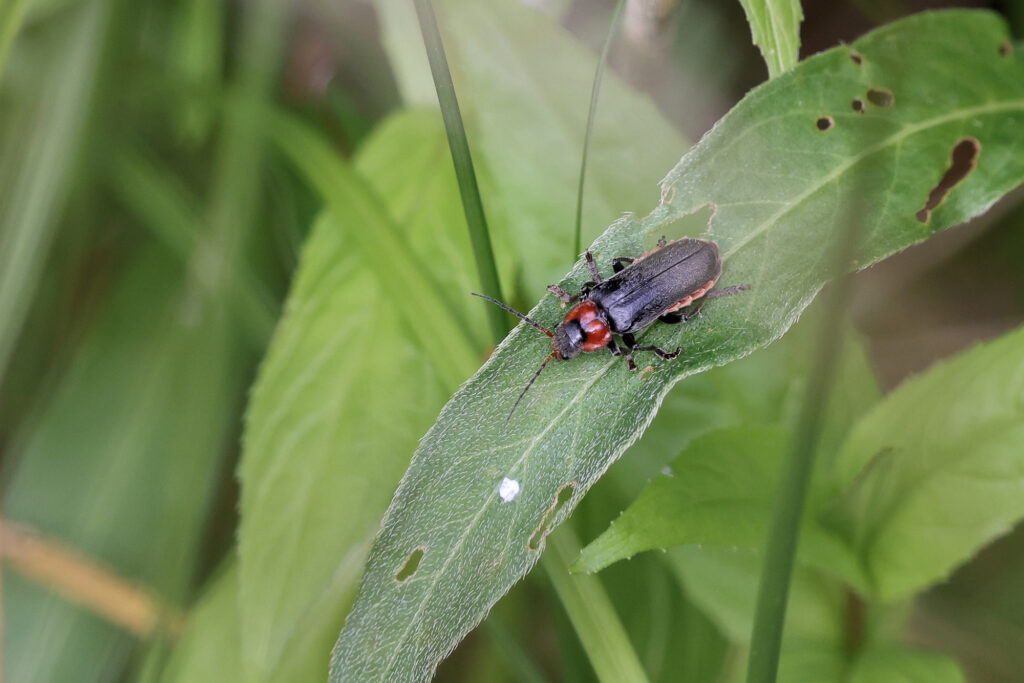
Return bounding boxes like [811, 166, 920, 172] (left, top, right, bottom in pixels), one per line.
[552, 320, 584, 360]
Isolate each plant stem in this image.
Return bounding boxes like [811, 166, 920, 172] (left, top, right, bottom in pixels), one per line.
[574, 0, 625, 261]
[413, 0, 507, 343]
[745, 230, 861, 683]
[544, 528, 648, 683]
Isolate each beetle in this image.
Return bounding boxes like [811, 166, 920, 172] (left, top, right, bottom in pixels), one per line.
[473, 237, 748, 423]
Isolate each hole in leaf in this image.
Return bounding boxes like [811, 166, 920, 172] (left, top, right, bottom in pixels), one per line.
[527, 483, 576, 551]
[866, 88, 894, 107]
[816, 116, 835, 131]
[851, 97, 865, 113]
[915, 138, 981, 223]
[849, 49, 863, 65]
[395, 545, 426, 583]
[999, 41, 1012, 57]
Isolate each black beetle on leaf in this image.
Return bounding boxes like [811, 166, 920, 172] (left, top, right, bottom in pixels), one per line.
[474, 237, 748, 423]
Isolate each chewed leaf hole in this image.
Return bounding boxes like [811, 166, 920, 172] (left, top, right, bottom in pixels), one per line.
[849, 49, 863, 65]
[395, 545, 426, 582]
[915, 137, 981, 223]
[527, 482, 575, 551]
[866, 88, 894, 107]
[851, 97, 865, 113]
[816, 116, 835, 132]
[999, 42, 1012, 57]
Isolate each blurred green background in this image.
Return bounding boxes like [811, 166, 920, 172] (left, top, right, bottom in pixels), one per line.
[2, 0, 1023, 681]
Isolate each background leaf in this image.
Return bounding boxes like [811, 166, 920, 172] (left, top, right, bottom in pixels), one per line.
[380, 0, 689, 291]
[331, 10, 1024, 681]
[827, 325, 1024, 601]
[846, 645, 964, 683]
[737, 0, 804, 78]
[236, 111, 468, 681]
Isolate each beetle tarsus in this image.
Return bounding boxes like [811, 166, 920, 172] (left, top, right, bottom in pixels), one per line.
[621, 332, 682, 361]
[606, 340, 637, 371]
[637, 344, 682, 360]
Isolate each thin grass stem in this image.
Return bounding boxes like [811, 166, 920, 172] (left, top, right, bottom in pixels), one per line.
[413, 0, 507, 344]
[574, 0, 625, 261]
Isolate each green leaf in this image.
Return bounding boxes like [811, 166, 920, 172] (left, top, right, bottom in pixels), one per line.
[2, 250, 245, 682]
[237, 112, 469, 680]
[665, 546, 844, 662]
[573, 427, 863, 588]
[331, 11, 1024, 681]
[827, 325, 1024, 601]
[737, 0, 803, 78]
[846, 645, 965, 683]
[236, 214, 447, 679]
[160, 565, 243, 683]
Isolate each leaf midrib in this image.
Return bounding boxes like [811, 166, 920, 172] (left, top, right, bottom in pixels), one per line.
[376, 356, 617, 681]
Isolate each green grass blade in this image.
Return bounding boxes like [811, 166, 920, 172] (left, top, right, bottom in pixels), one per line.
[746, 278, 854, 683]
[108, 148, 276, 341]
[737, 0, 803, 78]
[413, 0, 506, 342]
[0, 0, 28, 80]
[574, 0, 625, 261]
[0, 0, 109, 387]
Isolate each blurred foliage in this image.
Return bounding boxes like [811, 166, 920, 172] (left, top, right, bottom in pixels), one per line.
[1, 2, 1023, 683]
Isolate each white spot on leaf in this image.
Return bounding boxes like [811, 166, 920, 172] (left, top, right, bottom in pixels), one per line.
[498, 477, 521, 502]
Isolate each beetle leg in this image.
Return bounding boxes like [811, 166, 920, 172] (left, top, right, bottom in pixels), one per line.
[705, 284, 750, 299]
[547, 284, 579, 303]
[611, 257, 635, 273]
[657, 235, 668, 248]
[607, 339, 637, 371]
[636, 344, 682, 360]
[622, 332, 682, 361]
[584, 251, 602, 283]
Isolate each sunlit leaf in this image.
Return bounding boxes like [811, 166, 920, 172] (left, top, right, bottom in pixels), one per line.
[237, 112, 469, 680]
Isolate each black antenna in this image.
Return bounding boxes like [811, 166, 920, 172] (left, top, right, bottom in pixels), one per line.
[506, 351, 558, 425]
[471, 292, 553, 337]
